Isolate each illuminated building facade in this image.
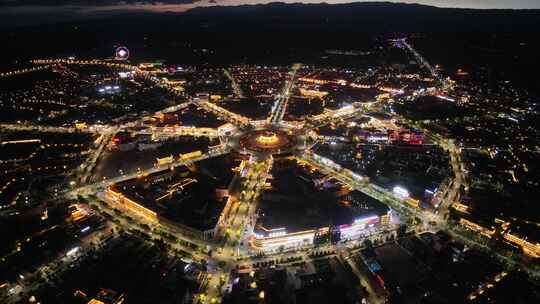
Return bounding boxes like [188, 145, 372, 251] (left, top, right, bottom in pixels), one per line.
[106, 167, 232, 240]
[252, 211, 392, 250]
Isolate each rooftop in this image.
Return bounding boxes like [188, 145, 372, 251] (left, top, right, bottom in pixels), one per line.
[112, 155, 238, 231]
[255, 158, 389, 234]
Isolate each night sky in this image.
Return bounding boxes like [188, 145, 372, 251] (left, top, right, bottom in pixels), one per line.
[214, 1, 540, 9]
[2, 0, 540, 11]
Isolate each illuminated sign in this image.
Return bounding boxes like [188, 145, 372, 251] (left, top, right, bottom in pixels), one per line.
[66, 247, 80, 256]
[392, 186, 410, 199]
[268, 227, 287, 238]
[353, 215, 380, 225]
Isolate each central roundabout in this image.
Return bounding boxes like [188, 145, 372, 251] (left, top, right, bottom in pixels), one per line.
[226, 123, 311, 157]
[254, 130, 280, 146]
[239, 127, 296, 154]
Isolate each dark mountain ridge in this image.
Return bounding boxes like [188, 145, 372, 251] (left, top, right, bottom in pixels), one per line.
[2, 2, 539, 65]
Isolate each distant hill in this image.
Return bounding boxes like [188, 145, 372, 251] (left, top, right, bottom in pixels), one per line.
[1, 1, 540, 30]
[2, 2, 540, 63]
[181, 2, 540, 33]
